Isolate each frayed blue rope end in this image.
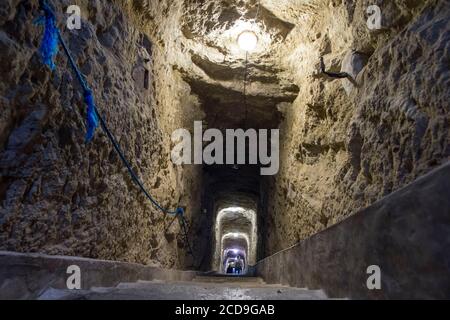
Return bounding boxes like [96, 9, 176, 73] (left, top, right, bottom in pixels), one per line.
[176, 207, 185, 216]
[84, 90, 99, 143]
[36, 2, 59, 70]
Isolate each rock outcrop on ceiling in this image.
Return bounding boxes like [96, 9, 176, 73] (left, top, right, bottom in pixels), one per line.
[133, 0, 301, 129]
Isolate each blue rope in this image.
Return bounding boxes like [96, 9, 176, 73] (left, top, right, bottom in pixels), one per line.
[36, 0, 184, 218]
[34, 1, 58, 70]
[83, 89, 99, 143]
[36, 0, 98, 142]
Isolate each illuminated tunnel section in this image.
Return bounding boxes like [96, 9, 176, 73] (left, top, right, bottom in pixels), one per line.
[221, 233, 249, 273]
[201, 164, 265, 274]
[213, 203, 257, 274]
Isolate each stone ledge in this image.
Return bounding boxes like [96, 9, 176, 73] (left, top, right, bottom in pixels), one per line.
[0, 252, 199, 300]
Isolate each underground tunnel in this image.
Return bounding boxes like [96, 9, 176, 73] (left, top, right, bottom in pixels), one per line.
[0, 0, 449, 301]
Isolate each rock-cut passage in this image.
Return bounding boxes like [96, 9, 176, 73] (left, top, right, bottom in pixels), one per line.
[0, 0, 449, 300]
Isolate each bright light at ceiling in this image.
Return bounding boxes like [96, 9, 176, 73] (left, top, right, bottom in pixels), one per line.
[220, 207, 245, 214]
[225, 248, 241, 255]
[237, 30, 258, 52]
[218, 20, 269, 56]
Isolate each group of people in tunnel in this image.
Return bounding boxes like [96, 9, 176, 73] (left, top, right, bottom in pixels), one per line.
[226, 255, 245, 275]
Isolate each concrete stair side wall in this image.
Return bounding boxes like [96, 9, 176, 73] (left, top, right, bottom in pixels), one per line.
[252, 161, 450, 299]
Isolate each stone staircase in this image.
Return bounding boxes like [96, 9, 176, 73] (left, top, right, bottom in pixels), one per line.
[192, 275, 266, 284]
[38, 275, 329, 300]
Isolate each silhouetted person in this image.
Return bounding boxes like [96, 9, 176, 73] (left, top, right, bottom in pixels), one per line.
[235, 256, 243, 274]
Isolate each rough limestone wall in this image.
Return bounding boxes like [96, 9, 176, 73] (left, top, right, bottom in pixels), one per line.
[0, 0, 201, 268]
[132, 0, 205, 268]
[133, 0, 214, 269]
[265, 0, 450, 255]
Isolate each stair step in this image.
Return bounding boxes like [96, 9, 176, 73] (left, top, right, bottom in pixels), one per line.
[38, 280, 332, 300]
[193, 276, 265, 284]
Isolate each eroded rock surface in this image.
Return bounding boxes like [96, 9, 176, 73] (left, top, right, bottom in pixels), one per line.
[0, 0, 203, 268]
[264, 0, 450, 255]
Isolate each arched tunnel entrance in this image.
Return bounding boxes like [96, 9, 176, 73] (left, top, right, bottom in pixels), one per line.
[221, 235, 248, 274]
[198, 164, 269, 273]
[214, 205, 257, 273]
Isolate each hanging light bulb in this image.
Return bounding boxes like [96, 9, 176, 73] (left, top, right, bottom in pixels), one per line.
[237, 30, 258, 52]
